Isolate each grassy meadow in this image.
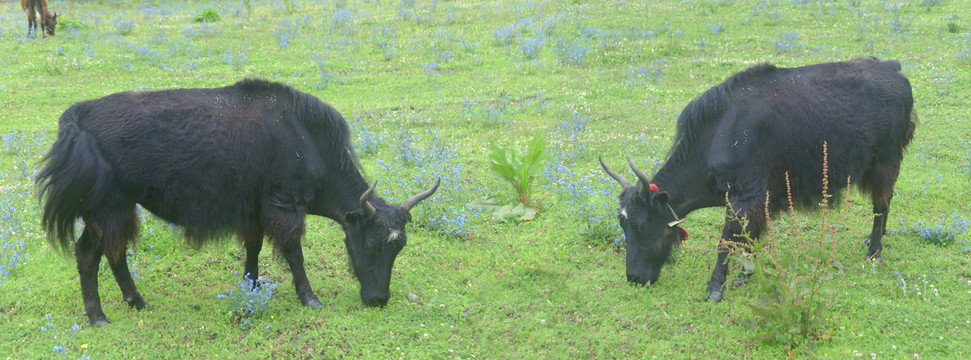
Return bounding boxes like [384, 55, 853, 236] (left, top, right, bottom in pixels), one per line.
[1, 0, 970, 358]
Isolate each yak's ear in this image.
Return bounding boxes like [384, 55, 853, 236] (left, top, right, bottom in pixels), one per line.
[344, 210, 365, 225]
[651, 191, 670, 205]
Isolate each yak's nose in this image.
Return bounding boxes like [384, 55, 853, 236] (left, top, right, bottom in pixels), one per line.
[363, 296, 389, 307]
[361, 289, 390, 307]
[627, 274, 653, 287]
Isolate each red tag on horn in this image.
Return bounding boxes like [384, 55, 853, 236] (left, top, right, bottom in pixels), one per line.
[649, 183, 659, 192]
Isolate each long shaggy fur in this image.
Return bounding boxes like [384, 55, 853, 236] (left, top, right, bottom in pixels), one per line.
[36, 108, 115, 250]
[35, 79, 365, 251]
[665, 58, 914, 212]
[610, 58, 916, 298]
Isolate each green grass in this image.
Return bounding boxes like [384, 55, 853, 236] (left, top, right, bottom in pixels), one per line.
[1, 0, 970, 358]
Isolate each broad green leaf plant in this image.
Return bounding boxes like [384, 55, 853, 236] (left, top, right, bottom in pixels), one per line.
[483, 136, 546, 221]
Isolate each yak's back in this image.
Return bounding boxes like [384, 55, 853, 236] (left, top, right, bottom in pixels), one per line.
[61, 79, 355, 243]
[668, 58, 911, 163]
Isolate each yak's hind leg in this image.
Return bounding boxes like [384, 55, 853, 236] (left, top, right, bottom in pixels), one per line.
[263, 205, 323, 308]
[78, 207, 141, 326]
[106, 252, 147, 310]
[103, 207, 145, 310]
[75, 226, 109, 326]
[237, 224, 265, 289]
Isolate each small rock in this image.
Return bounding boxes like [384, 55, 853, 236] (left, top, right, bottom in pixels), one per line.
[406, 292, 419, 301]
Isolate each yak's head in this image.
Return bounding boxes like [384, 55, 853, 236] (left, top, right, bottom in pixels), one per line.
[342, 179, 439, 307]
[599, 157, 687, 287]
[43, 12, 58, 37]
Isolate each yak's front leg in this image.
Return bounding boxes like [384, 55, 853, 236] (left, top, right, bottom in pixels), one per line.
[278, 239, 323, 308]
[706, 219, 738, 302]
[707, 200, 765, 302]
[238, 226, 265, 288]
[263, 206, 323, 308]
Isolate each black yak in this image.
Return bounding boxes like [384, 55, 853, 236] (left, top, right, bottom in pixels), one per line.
[36, 79, 439, 326]
[600, 58, 915, 301]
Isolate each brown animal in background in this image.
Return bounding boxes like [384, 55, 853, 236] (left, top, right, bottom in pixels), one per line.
[21, 0, 59, 37]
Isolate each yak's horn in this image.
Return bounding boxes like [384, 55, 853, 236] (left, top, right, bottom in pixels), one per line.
[667, 218, 687, 227]
[401, 178, 441, 211]
[627, 156, 653, 196]
[360, 181, 378, 216]
[599, 156, 632, 188]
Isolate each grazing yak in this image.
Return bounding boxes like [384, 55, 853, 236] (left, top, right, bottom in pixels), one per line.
[21, 0, 58, 37]
[600, 58, 915, 302]
[36, 79, 439, 326]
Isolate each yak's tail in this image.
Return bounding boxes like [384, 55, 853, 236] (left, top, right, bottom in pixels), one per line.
[35, 105, 114, 251]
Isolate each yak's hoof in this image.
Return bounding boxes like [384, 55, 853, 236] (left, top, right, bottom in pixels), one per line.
[302, 295, 323, 309]
[90, 317, 111, 327]
[865, 251, 882, 264]
[706, 285, 724, 302]
[126, 297, 148, 310]
[733, 273, 753, 288]
[248, 279, 261, 290]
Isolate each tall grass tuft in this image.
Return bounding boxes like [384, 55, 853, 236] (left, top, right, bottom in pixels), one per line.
[193, 8, 220, 23]
[740, 142, 850, 355]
